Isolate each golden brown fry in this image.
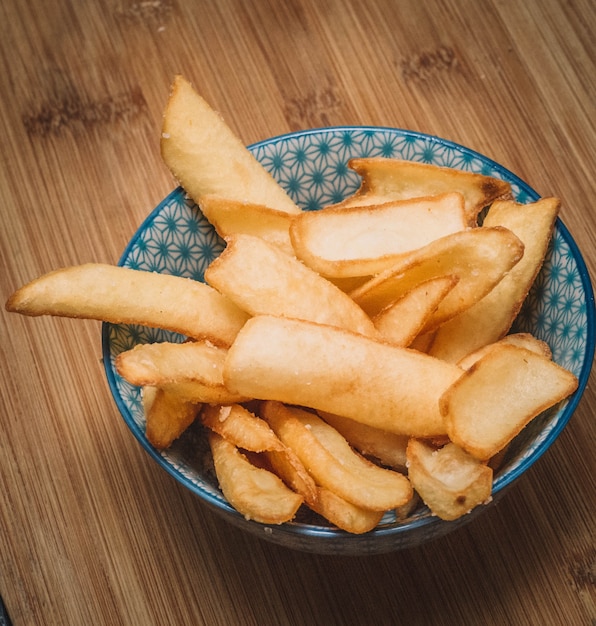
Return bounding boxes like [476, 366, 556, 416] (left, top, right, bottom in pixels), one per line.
[208, 432, 303, 524]
[335, 158, 511, 224]
[317, 411, 409, 471]
[225, 316, 463, 437]
[205, 234, 377, 337]
[142, 386, 200, 450]
[5, 263, 249, 346]
[441, 344, 578, 460]
[307, 487, 384, 534]
[116, 341, 248, 404]
[372, 275, 458, 347]
[406, 439, 493, 521]
[456, 332, 552, 370]
[199, 195, 294, 256]
[201, 403, 285, 453]
[161, 75, 300, 214]
[290, 192, 467, 277]
[261, 402, 413, 511]
[350, 227, 524, 330]
[428, 197, 560, 362]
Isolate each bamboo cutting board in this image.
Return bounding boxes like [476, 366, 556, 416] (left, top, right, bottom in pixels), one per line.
[0, 1, 594, 624]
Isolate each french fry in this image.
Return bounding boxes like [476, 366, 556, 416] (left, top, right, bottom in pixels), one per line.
[317, 411, 409, 471]
[441, 343, 578, 460]
[158, 381, 248, 405]
[224, 316, 463, 437]
[208, 432, 303, 524]
[205, 234, 377, 337]
[161, 75, 300, 214]
[201, 403, 285, 453]
[372, 275, 458, 347]
[307, 488, 385, 534]
[261, 402, 412, 511]
[116, 340, 248, 404]
[199, 195, 294, 256]
[262, 441, 384, 534]
[406, 439, 493, 521]
[456, 332, 552, 370]
[334, 158, 512, 224]
[142, 386, 200, 450]
[428, 197, 560, 362]
[350, 227, 525, 330]
[5, 263, 249, 346]
[289, 192, 468, 277]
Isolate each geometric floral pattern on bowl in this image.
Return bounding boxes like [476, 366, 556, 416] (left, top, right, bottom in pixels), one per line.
[102, 127, 595, 554]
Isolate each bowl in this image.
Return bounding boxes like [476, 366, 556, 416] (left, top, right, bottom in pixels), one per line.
[102, 127, 595, 555]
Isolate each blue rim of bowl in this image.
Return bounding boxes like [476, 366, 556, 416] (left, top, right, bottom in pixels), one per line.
[101, 126, 595, 540]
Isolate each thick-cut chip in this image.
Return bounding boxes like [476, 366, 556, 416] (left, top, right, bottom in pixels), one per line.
[161, 75, 300, 214]
[142, 386, 200, 450]
[225, 316, 463, 437]
[116, 340, 248, 404]
[5, 263, 249, 346]
[308, 487, 384, 534]
[202, 403, 319, 503]
[350, 227, 524, 330]
[441, 343, 578, 460]
[334, 158, 511, 224]
[205, 234, 377, 337]
[290, 192, 468, 277]
[428, 197, 560, 362]
[201, 404, 285, 453]
[199, 195, 294, 256]
[406, 439, 493, 521]
[372, 275, 458, 347]
[159, 381, 247, 405]
[317, 411, 409, 470]
[208, 432, 303, 524]
[264, 442, 383, 533]
[456, 332, 552, 370]
[261, 402, 412, 511]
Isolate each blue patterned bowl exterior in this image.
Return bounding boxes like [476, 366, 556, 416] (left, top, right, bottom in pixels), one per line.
[102, 127, 595, 554]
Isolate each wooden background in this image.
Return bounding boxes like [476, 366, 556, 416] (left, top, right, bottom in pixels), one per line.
[1, 1, 594, 624]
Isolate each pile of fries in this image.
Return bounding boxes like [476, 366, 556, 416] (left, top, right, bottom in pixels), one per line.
[6, 76, 578, 533]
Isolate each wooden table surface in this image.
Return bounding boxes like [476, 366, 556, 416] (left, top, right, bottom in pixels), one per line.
[1, 1, 594, 624]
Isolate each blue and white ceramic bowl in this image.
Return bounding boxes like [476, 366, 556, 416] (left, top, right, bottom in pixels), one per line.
[102, 127, 595, 554]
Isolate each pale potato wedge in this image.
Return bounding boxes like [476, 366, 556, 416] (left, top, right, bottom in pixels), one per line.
[199, 195, 294, 256]
[161, 75, 300, 214]
[406, 439, 493, 521]
[334, 158, 512, 224]
[224, 316, 463, 437]
[205, 234, 377, 337]
[261, 402, 412, 511]
[441, 343, 578, 460]
[290, 192, 467, 277]
[208, 432, 303, 524]
[350, 226, 524, 330]
[372, 275, 458, 347]
[5, 263, 249, 346]
[428, 197, 560, 362]
[142, 386, 201, 450]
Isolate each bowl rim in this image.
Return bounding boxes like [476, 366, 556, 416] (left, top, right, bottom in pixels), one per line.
[101, 125, 595, 542]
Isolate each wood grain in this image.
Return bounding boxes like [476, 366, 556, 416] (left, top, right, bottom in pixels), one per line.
[1, 0, 594, 624]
